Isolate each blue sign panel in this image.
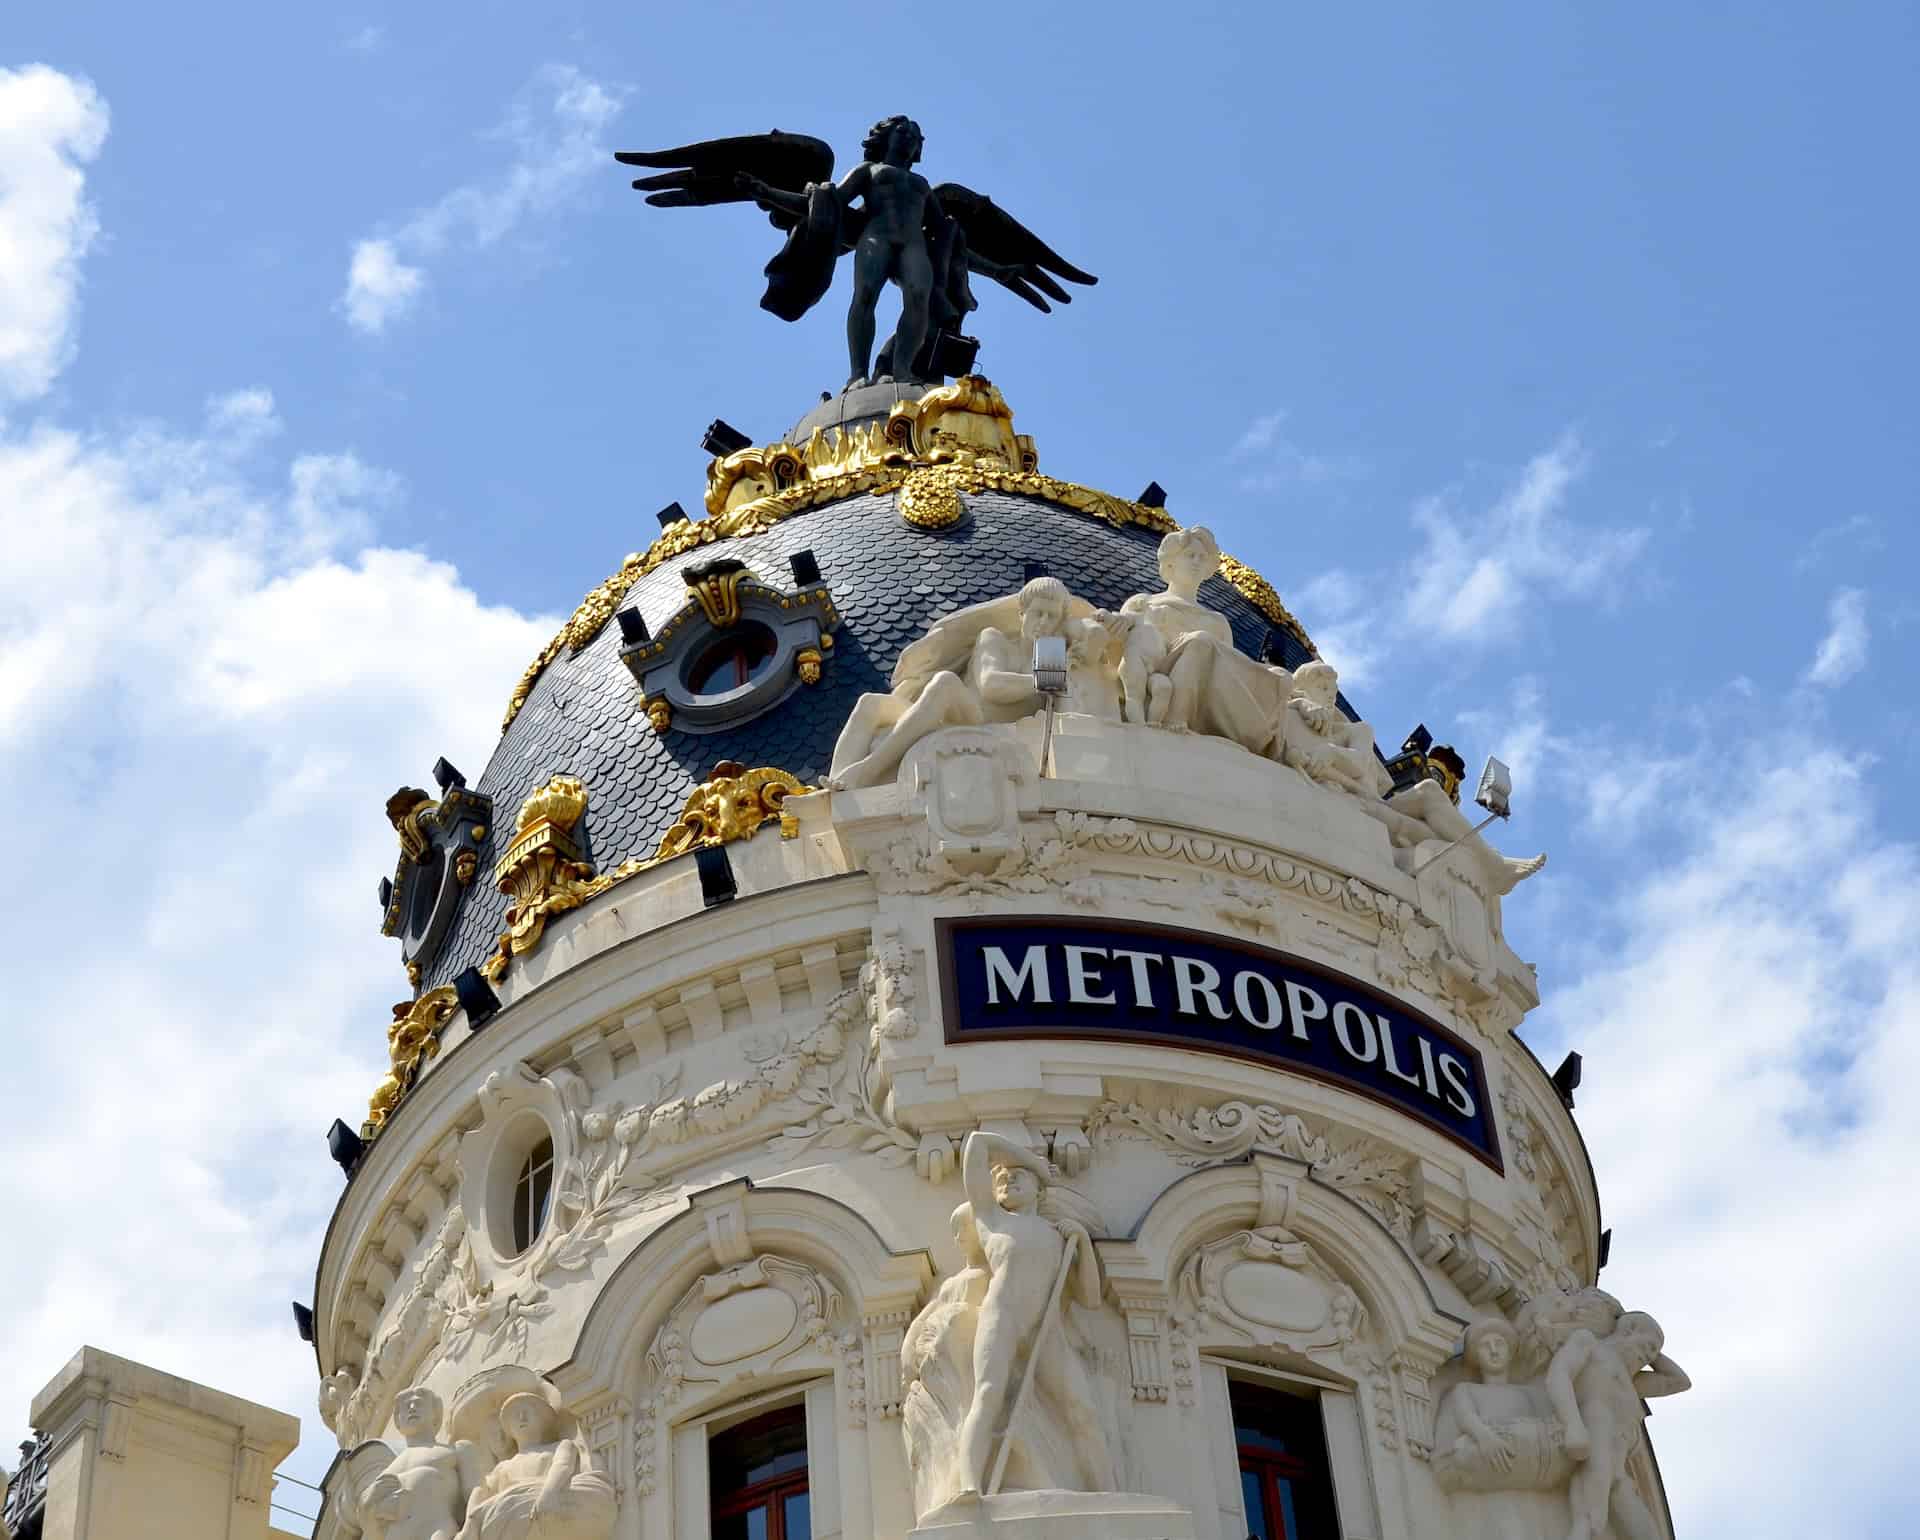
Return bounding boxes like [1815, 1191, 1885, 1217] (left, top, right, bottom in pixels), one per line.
[936, 916, 1500, 1166]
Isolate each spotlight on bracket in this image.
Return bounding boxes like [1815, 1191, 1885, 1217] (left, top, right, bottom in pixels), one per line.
[789, 549, 822, 586]
[1137, 480, 1167, 509]
[1409, 754, 1519, 878]
[454, 966, 502, 1030]
[1597, 1228, 1612, 1272]
[1401, 724, 1434, 757]
[656, 500, 690, 529]
[326, 1118, 365, 1178]
[291, 1302, 315, 1343]
[701, 419, 754, 457]
[431, 757, 466, 792]
[377, 876, 393, 912]
[615, 607, 649, 646]
[1551, 1050, 1583, 1109]
[694, 844, 737, 907]
[1260, 627, 1291, 665]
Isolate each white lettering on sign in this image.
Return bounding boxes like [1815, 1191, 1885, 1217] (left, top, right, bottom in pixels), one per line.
[1063, 945, 1117, 1005]
[1439, 1052, 1477, 1118]
[983, 944, 1051, 1005]
[1108, 949, 1164, 1008]
[1172, 956, 1233, 1021]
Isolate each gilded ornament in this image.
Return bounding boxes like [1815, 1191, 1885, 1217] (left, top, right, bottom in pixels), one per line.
[683, 559, 751, 628]
[498, 377, 1313, 731]
[486, 775, 600, 982]
[405, 958, 422, 987]
[796, 647, 824, 685]
[454, 849, 479, 886]
[652, 761, 812, 862]
[385, 787, 436, 863]
[363, 985, 460, 1138]
[645, 697, 673, 734]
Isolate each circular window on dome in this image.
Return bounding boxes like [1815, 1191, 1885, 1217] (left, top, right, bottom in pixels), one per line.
[511, 1134, 555, 1254]
[684, 623, 778, 696]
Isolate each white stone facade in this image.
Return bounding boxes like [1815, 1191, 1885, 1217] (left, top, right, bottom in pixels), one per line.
[312, 551, 1681, 1540]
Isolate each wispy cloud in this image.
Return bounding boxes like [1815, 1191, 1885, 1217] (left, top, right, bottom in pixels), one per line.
[1229, 407, 1366, 491]
[342, 23, 386, 54]
[1795, 514, 1881, 574]
[340, 63, 624, 336]
[0, 65, 109, 404]
[1806, 587, 1869, 687]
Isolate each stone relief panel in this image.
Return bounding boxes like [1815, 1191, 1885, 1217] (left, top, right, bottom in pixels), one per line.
[633, 1253, 860, 1496]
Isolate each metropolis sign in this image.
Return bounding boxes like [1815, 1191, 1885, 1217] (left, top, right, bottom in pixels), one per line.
[936, 916, 1501, 1167]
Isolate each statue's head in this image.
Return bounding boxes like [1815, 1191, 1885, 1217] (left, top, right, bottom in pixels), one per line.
[1614, 1311, 1664, 1360]
[1017, 575, 1071, 642]
[1294, 659, 1340, 706]
[393, 1385, 443, 1437]
[991, 1160, 1041, 1213]
[1157, 526, 1220, 591]
[500, 1392, 557, 1448]
[863, 115, 924, 167]
[1463, 1318, 1518, 1378]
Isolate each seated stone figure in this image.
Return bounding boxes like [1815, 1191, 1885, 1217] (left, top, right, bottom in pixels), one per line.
[829, 576, 1101, 790]
[1359, 772, 1547, 896]
[455, 1392, 615, 1540]
[1108, 526, 1292, 754]
[1433, 1320, 1566, 1497]
[359, 1386, 485, 1540]
[1274, 661, 1393, 798]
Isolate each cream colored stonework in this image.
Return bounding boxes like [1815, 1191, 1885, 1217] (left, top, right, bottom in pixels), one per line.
[311, 558, 1680, 1540]
[25, 1346, 299, 1540]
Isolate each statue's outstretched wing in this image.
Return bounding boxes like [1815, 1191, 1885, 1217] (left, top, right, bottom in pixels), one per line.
[935, 183, 1098, 312]
[615, 131, 834, 228]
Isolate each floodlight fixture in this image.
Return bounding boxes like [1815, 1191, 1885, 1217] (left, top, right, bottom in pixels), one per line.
[1023, 560, 1050, 584]
[1137, 481, 1168, 509]
[1551, 1050, 1583, 1109]
[701, 419, 754, 457]
[326, 1118, 365, 1177]
[1033, 635, 1070, 778]
[1597, 1228, 1612, 1272]
[656, 501, 690, 528]
[292, 1302, 315, 1343]
[695, 844, 737, 907]
[789, 549, 822, 586]
[1409, 754, 1520, 878]
[615, 607, 649, 645]
[431, 757, 466, 791]
[454, 966, 502, 1030]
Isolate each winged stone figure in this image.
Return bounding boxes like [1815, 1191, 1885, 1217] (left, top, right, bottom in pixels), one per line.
[615, 116, 1097, 389]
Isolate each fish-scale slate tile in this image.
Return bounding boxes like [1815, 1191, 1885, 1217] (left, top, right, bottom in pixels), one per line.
[419, 488, 1319, 989]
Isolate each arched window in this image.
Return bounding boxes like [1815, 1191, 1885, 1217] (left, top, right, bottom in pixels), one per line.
[1231, 1379, 1339, 1539]
[512, 1136, 555, 1254]
[709, 1404, 810, 1540]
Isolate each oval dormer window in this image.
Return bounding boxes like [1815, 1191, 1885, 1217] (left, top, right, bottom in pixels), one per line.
[686, 624, 778, 696]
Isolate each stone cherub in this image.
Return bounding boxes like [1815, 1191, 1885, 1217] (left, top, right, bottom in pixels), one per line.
[1275, 660, 1393, 798]
[455, 1391, 616, 1540]
[617, 118, 1096, 388]
[829, 576, 1112, 790]
[358, 1387, 486, 1540]
[1433, 1319, 1563, 1497]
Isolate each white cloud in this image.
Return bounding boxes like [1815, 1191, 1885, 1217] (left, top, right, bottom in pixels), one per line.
[1805, 587, 1869, 687]
[1229, 407, 1364, 490]
[0, 70, 556, 1493]
[1406, 433, 1647, 641]
[341, 238, 425, 335]
[339, 64, 623, 336]
[1529, 732, 1920, 1536]
[343, 23, 386, 53]
[0, 64, 109, 404]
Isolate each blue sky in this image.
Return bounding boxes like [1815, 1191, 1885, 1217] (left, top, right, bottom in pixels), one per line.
[2, 5, 1916, 1535]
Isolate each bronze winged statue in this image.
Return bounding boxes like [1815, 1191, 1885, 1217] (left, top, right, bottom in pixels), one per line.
[615, 116, 1097, 389]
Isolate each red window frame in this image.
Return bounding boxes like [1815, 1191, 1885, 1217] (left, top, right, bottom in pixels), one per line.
[709, 1405, 810, 1540]
[1237, 1437, 1316, 1540]
[1229, 1379, 1337, 1540]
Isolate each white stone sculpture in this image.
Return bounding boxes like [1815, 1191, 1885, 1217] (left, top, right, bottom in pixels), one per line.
[1433, 1320, 1565, 1497]
[1108, 526, 1291, 753]
[901, 1202, 995, 1517]
[1361, 776, 1547, 896]
[1546, 1310, 1689, 1540]
[358, 1387, 484, 1540]
[1274, 661, 1393, 799]
[453, 1390, 616, 1540]
[830, 577, 1113, 790]
[950, 1131, 1116, 1501]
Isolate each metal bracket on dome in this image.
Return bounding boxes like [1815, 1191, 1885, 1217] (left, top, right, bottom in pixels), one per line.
[618, 557, 841, 735]
[380, 784, 493, 982]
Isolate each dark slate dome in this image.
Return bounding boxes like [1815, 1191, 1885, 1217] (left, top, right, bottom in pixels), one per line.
[423, 481, 1319, 990]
